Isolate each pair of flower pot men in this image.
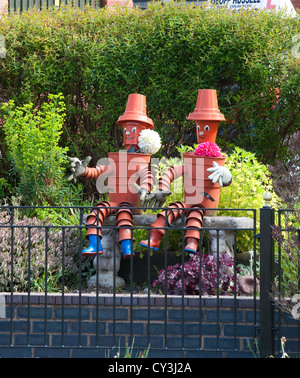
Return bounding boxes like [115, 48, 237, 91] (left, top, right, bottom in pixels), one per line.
[68, 90, 232, 259]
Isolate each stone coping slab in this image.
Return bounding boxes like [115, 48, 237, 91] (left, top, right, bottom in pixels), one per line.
[102, 214, 254, 229]
[0, 292, 257, 308]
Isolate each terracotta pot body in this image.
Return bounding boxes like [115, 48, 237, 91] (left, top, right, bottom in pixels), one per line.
[182, 152, 226, 210]
[107, 152, 151, 214]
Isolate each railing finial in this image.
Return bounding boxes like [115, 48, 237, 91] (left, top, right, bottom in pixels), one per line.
[263, 191, 272, 208]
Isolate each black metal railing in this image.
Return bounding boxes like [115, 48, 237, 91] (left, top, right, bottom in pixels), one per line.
[7, 0, 206, 12]
[271, 208, 300, 357]
[0, 204, 299, 358]
[7, 0, 103, 12]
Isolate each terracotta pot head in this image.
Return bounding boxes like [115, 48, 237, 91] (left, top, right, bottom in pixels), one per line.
[195, 121, 220, 144]
[122, 121, 147, 151]
[187, 89, 226, 143]
[117, 93, 154, 151]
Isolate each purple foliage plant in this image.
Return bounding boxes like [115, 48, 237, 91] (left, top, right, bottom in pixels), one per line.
[152, 252, 241, 296]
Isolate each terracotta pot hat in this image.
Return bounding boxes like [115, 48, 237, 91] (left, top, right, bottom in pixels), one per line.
[187, 89, 226, 122]
[116, 93, 154, 129]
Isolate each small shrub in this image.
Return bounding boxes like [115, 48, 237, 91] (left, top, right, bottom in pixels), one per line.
[0, 210, 85, 292]
[151, 252, 241, 296]
[219, 146, 279, 211]
[1, 94, 70, 206]
[272, 221, 300, 298]
[269, 131, 300, 209]
[219, 146, 280, 252]
[269, 132, 300, 314]
[269, 132, 300, 315]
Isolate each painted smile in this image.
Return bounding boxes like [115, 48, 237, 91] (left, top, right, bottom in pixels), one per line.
[126, 136, 135, 140]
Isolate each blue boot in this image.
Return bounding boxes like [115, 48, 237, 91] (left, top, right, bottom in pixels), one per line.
[82, 235, 103, 256]
[120, 239, 135, 259]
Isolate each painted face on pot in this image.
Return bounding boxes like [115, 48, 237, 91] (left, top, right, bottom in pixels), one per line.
[123, 122, 144, 151]
[195, 121, 220, 144]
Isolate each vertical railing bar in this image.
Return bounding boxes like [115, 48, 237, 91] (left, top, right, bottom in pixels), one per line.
[181, 226, 185, 350]
[112, 224, 116, 347]
[147, 227, 151, 348]
[253, 209, 258, 342]
[164, 207, 168, 349]
[61, 226, 65, 347]
[216, 229, 220, 350]
[276, 210, 281, 354]
[10, 208, 15, 346]
[44, 227, 49, 346]
[298, 228, 300, 355]
[129, 227, 134, 346]
[259, 203, 275, 358]
[298, 228, 300, 290]
[198, 229, 203, 350]
[78, 208, 83, 348]
[233, 229, 237, 350]
[95, 208, 100, 347]
[27, 226, 31, 346]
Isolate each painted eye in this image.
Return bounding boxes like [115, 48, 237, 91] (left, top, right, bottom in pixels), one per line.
[204, 125, 210, 131]
[197, 125, 200, 130]
[132, 127, 136, 132]
[124, 128, 126, 133]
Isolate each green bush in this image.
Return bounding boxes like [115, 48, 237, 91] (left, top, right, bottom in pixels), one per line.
[219, 146, 280, 212]
[1, 94, 70, 205]
[1, 93, 89, 207]
[218, 146, 280, 252]
[0, 3, 299, 191]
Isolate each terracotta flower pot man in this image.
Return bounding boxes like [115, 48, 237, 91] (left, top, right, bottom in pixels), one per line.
[139, 89, 232, 254]
[68, 93, 161, 259]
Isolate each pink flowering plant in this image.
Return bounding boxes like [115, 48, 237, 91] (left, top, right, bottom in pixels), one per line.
[194, 142, 222, 157]
[152, 252, 241, 296]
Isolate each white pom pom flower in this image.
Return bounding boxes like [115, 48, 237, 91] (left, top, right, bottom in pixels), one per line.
[138, 129, 161, 155]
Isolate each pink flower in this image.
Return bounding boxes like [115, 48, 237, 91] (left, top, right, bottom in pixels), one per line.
[194, 142, 222, 157]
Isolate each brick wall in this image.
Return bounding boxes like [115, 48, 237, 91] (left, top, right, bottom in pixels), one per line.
[0, 293, 298, 358]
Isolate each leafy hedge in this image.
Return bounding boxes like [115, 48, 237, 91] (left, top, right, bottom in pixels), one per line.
[0, 3, 299, 192]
